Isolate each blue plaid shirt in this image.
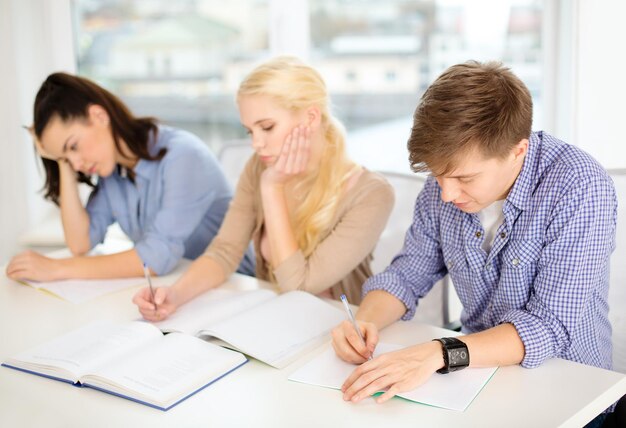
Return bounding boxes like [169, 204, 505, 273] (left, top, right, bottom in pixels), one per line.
[364, 131, 617, 369]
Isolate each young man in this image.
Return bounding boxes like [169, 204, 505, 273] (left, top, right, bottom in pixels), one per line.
[331, 61, 617, 410]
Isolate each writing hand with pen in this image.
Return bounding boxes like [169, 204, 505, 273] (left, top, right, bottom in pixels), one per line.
[331, 294, 443, 404]
[331, 316, 379, 365]
[132, 263, 179, 322]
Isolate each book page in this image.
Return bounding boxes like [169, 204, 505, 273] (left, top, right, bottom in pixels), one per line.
[25, 277, 145, 304]
[153, 288, 276, 335]
[22, 256, 190, 304]
[199, 291, 345, 369]
[288, 344, 498, 411]
[3, 320, 162, 381]
[82, 333, 247, 410]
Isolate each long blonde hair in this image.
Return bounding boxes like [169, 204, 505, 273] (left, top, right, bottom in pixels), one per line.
[237, 56, 358, 257]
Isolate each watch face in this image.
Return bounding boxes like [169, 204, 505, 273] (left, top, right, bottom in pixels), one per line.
[449, 348, 469, 366]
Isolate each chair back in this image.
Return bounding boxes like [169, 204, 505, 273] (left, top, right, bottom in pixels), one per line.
[373, 171, 461, 327]
[217, 139, 254, 189]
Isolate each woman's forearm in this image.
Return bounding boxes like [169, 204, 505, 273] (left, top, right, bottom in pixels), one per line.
[260, 183, 298, 267]
[56, 249, 147, 279]
[169, 256, 227, 306]
[58, 161, 91, 254]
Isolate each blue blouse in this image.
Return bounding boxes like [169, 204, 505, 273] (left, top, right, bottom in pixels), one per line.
[86, 125, 255, 276]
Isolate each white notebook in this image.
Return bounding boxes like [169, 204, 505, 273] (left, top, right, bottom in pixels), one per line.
[2, 320, 247, 411]
[16, 248, 189, 304]
[23, 276, 146, 304]
[154, 289, 346, 369]
[289, 343, 498, 411]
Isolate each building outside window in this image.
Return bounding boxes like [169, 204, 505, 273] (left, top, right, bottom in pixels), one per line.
[73, 0, 543, 169]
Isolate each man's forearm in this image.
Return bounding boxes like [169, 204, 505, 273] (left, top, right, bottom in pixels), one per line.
[355, 290, 407, 330]
[460, 323, 525, 367]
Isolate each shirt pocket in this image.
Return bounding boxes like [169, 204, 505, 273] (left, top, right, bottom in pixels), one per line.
[442, 245, 472, 287]
[499, 240, 543, 307]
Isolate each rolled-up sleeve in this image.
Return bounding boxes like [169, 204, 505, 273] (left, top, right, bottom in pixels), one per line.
[363, 177, 447, 319]
[135, 148, 226, 275]
[86, 186, 115, 248]
[499, 176, 617, 368]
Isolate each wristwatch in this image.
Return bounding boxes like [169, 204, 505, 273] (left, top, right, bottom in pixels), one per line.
[433, 337, 470, 374]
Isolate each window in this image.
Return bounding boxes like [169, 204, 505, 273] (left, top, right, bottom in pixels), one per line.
[309, 0, 543, 172]
[73, 0, 544, 161]
[73, 0, 270, 151]
[310, 0, 543, 131]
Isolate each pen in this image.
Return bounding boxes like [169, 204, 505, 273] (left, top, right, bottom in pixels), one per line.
[142, 263, 157, 311]
[340, 294, 372, 361]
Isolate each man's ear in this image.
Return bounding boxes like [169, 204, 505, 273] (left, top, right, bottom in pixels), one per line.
[305, 105, 322, 130]
[87, 104, 110, 126]
[512, 138, 529, 160]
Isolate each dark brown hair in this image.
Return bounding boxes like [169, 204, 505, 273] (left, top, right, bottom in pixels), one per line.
[32, 72, 165, 204]
[408, 61, 532, 175]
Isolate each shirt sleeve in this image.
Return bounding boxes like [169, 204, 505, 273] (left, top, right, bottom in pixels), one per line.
[363, 177, 448, 320]
[272, 174, 394, 295]
[86, 185, 115, 248]
[135, 146, 230, 275]
[499, 176, 617, 368]
[202, 157, 259, 276]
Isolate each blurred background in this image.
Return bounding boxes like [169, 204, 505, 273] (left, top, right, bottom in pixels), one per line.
[69, 0, 546, 158]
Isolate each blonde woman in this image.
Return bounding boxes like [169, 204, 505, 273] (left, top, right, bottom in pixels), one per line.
[133, 57, 394, 321]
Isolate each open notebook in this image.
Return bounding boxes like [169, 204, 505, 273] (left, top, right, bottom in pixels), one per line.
[22, 276, 146, 304]
[14, 242, 191, 304]
[288, 343, 498, 411]
[153, 289, 346, 369]
[17, 249, 190, 304]
[2, 320, 247, 411]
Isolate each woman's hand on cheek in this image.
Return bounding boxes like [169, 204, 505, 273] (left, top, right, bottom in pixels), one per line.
[261, 125, 311, 187]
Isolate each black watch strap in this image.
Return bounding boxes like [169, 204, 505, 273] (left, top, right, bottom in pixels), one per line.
[433, 337, 470, 374]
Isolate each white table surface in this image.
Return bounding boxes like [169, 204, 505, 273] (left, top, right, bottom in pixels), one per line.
[1, 266, 625, 428]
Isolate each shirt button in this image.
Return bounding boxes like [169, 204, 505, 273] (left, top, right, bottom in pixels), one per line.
[475, 231, 482, 238]
[485, 264, 491, 271]
[448, 262, 454, 270]
[512, 258, 520, 266]
[500, 232, 506, 239]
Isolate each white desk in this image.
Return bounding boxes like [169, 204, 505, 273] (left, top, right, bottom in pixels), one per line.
[1, 268, 625, 428]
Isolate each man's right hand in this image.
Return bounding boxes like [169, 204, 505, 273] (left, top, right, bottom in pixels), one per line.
[132, 286, 179, 322]
[331, 319, 379, 364]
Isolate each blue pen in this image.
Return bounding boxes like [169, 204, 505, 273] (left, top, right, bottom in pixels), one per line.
[142, 263, 157, 311]
[340, 294, 373, 361]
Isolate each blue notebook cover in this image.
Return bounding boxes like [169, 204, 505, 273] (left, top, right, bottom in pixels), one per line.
[2, 358, 249, 411]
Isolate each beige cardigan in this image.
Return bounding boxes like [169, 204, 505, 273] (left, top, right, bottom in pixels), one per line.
[203, 156, 394, 304]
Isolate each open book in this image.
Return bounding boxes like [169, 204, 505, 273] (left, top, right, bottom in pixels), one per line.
[19, 260, 192, 305]
[153, 289, 346, 369]
[288, 344, 498, 411]
[2, 320, 247, 411]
